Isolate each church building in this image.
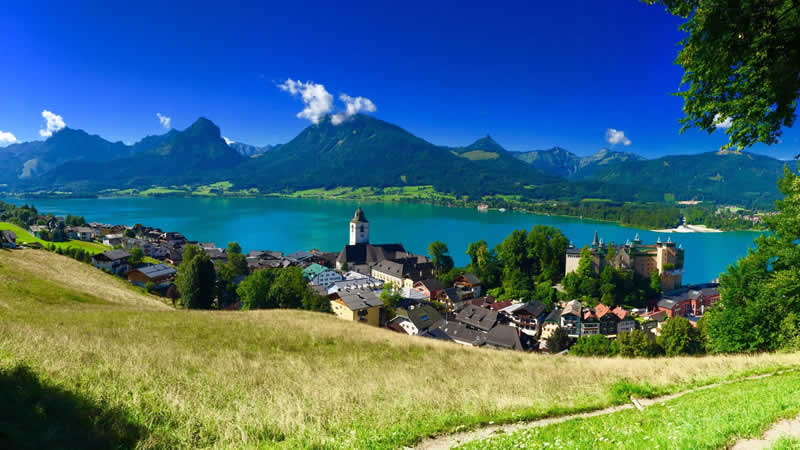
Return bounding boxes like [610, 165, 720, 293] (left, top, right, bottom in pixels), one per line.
[336, 207, 434, 286]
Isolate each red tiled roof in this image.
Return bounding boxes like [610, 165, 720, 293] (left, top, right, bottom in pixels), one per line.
[612, 306, 630, 320]
[583, 310, 597, 320]
[488, 300, 513, 311]
[594, 303, 611, 319]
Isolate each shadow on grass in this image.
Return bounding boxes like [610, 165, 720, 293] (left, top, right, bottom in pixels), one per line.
[0, 364, 145, 449]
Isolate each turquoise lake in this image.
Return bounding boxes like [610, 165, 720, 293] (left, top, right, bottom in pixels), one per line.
[5, 196, 761, 285]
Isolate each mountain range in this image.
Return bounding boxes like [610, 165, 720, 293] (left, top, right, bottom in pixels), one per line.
[0, 114, 793, 208]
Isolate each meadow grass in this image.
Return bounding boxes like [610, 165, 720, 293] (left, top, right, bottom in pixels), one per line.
[772, 436, 800, 449]
[460, 371, 800, 449]
[2, 249, 800, 448]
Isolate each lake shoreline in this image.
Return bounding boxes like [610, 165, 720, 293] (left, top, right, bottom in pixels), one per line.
[651, 224, 724, 233]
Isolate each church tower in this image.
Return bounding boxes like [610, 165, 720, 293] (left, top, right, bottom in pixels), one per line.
[349, 206, 369, 245]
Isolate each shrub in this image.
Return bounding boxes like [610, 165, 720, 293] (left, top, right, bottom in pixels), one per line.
[571, 334, 618, 357]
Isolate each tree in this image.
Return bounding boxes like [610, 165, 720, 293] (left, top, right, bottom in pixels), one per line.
[237, 269, 275, 310]
[705, 165, 800, 353]
[545, 327, 570, 353]
[123, 228, 136, 238]
[563, 247, 600, 300]
[645, 0, 800, 150]
[427, 241, 454, 275]
[617, 329, 662, 358]
[571, 334, 618, 357]
[226, 242, 242, 255]
[128, 247, 144, 266]
[166, 284, 180, 307]
[267, 267, 307, 309]
[533, 280, 558, 308]
[379, 283, 403, 316]
[466, 239, 501, 289]
[216, 242, 250, 307]
[658, 316, 702, 356]
[144, 281, 156, 293]
[175, 251, 216, 309]
[649, 269, 661, 296]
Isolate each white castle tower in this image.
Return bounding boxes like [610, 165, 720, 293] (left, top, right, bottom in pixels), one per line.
[349, 206, 370, 245]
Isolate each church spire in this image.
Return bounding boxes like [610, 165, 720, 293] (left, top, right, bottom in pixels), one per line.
[592, 230, 599, 248]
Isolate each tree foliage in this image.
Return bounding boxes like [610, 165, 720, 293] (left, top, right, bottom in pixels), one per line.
[175, 245, 216, 309]
[658, 316, 702, 356]
[571, 334, 618, 357]
[706, 165, 800, 353]
[645, 0, 800, 150]
[427, 241, 454, 275]
[128, 247, 144, 266]
[617, 329, 662, 358]
[545, 327, 570, 353]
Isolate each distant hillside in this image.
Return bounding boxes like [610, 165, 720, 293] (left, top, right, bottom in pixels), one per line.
[587, 151, 790, 208]
[513, 147, 644, 178]
[0, 128, 131, 184]
[30, 118, 244, 191]
[234, 115, 559, 196]
[229, 142, 277, 157]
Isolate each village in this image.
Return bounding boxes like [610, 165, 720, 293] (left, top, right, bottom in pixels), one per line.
[1, 206, 720, 354]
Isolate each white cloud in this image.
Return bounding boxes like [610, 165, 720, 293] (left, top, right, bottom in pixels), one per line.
[605, 128, 631, 146]
[223, 136, 235, 145]
[278, 78, 334, 124]
[713, 113, 733, 129]
[156, 113, 171, 129]
[331, 94, 377, 125]
[39, 110, 66, 137]
[0, 130, 17, 147]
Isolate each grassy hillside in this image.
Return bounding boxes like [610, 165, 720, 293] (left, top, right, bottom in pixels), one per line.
[0, 222, 108, 253]
[2, 249, 800, 448]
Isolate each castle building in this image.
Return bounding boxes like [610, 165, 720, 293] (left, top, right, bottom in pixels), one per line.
[565, 232, 684, 290]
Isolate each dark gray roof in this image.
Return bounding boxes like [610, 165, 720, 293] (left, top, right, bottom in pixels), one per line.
[2, 230, 17, 243]
[338, 291, 383, 311]
[486, 324, 525, 350]
[544, 308, 563, 323]
[132, 264, 176, 279]
[441, 287, 465, 303]
[415, 278, 443, 292]
[459, 272, 482, 285]
[336, 243, 406, 266]
[397, 305, 442, 331]
[96, 249, 131, 261]
[455, 304, 499, 331]
[435, 321, 487, 346]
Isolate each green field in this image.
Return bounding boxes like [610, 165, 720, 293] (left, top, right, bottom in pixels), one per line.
[2, 249, 800, 448]
[462, 371, 800, 449]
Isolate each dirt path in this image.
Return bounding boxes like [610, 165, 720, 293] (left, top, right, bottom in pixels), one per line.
[412, 370, 792, 450]
[730, 414, 800, 449]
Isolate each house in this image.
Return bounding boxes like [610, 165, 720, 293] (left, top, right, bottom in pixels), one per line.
[412, 279, 444, 299]
[656, 283, 720, 318]
[371, 258, 434, 289]
[455, 304, 499, 332]
[326, 276, 384, 295]
[539, 308, 563, 346]
[302, 263, 343, 286]
[560, 300, 583, 338]
[581, 310, 600, 336]
[499, 301, 547, 336]
[29, 225, 48, 238]
[613, 306, 638, 334]
[433, 321, 487, 346]
[594, 303, 620, 335]
[161, 232, 187, 246]
[127, 263, 177, 288]
[102, 233, 124, 247]
[1, 230, 17, 248]
[486, 324, 534, 351]
[92, 249, 131, 275]
[438, 287, 469, 312]
[453, 273, 483, 297]
[330, 291, 383, 326]
[392, 304, 442, 335]
[66, 226, 96, 241]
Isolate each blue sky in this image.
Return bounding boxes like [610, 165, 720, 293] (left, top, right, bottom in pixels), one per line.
[1, 0, 798, 159]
